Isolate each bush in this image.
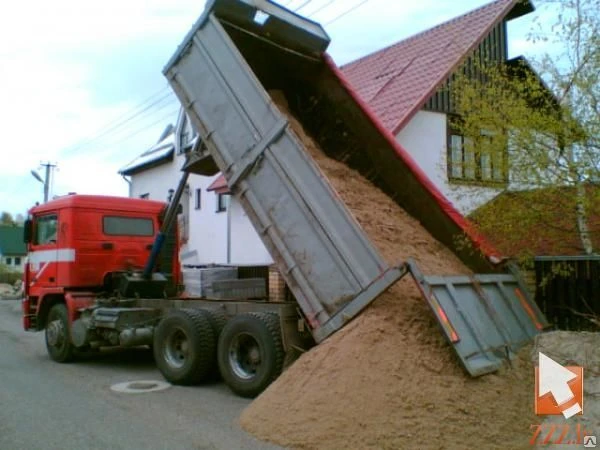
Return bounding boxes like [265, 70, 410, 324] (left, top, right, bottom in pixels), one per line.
[0, 264, 23, 285]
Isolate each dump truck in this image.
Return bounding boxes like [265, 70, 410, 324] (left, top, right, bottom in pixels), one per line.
[22, 0, 548, 397]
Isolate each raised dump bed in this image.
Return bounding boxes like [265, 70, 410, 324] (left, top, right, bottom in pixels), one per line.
[164, 0, 405, 343]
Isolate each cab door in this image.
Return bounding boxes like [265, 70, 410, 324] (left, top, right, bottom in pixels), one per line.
[29, 213, 59, 288]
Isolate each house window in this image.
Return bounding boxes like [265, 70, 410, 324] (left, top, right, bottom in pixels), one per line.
[14, 257, 21, 266]
[140, 193, 149, 199]
[6, 257, 12, 266]
[448, 130, 507, 184]
[195, 189, 202, 210]
[216, 193, 229, 213]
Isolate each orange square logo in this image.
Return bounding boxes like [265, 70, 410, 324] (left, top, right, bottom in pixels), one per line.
[535, 352, 583, 418]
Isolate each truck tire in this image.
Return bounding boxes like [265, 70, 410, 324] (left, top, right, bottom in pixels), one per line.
[206, 309, 227, 337]
[205, 309, 227, 380]
[45, 304, 75, 363]
[153, 309, 216, 385]
[218, 312, 284, 398]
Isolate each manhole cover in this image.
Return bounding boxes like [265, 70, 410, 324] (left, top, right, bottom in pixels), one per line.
[110, 380, 171, 394]
[129, 382, 159, 390]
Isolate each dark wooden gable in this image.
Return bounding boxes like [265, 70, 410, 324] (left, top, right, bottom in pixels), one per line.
[424, 21, 508, 114]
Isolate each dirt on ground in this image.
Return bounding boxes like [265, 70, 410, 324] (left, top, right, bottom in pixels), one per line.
[0, 280, 24, 300]
[0, 283, 12, 296]
[239, 92, 538, 449]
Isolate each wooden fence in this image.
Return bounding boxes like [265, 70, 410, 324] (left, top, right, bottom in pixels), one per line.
[534, 256, 600, 331]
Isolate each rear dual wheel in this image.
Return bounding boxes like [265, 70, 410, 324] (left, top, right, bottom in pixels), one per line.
[153, 309, 217, 385]
[218, 313, 284, 398]
[153, 309, 285, 397]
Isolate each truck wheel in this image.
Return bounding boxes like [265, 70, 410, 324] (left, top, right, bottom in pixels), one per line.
[218, 313, 284, 398]
[45, 304, 75, 363]
[153, 309, 216, 385]
[206, 309, 227, 337]
[205, 309, 227, 380]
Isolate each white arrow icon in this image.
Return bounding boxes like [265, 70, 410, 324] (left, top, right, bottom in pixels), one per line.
[539, 352, 582, 419]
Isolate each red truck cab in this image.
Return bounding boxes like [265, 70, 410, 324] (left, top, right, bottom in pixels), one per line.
[23, 194, 171, 331]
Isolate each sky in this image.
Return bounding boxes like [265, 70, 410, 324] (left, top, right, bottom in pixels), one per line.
[0, 0, 557, 217]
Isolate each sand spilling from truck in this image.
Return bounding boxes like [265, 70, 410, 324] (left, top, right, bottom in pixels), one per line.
[239, 92, 536, 450]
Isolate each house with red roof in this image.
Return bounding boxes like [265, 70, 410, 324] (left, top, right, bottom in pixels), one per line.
[120, 0, 538, 268]
[342, 0, 536, 214]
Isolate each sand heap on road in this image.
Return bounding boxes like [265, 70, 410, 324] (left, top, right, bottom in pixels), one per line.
[240, 92, 536, 450]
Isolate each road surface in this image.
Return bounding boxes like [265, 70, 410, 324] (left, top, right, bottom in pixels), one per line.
[0, 299, 281, 450]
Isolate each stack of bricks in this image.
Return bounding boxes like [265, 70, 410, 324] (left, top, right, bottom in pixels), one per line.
[268, 265, 287, 302]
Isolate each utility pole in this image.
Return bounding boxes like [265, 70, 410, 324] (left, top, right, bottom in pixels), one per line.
[31, 162, 57, 203]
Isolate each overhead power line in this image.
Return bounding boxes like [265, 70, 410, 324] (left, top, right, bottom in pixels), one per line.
[60, 84, 174, 154]
[99, 106, 181, 153]
[63, 92, 178, 156]
[72, 84, 171, 144]
[293, 0, 314, 12]
[307, 0, 336, 17]
[92, 85, 171, 133]
[325, 0, 370, 25]
[59, 0, 369, 160]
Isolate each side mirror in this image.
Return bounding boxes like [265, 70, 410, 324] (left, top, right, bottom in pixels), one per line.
[23, 219, 33, 244]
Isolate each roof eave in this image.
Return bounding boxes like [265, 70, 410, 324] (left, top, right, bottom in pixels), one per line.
[210, 186, 231, 195]
[119, 150, 174, 176]
[505, 0, 535, 21]
[206, 174, 231, 194]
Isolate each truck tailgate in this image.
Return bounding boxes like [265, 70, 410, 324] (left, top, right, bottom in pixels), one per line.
[408, 259, 548, 376]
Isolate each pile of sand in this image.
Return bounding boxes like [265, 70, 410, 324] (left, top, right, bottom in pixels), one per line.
[240, 92, 536, 450]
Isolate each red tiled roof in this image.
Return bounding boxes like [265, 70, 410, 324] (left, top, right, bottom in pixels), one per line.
[206, 174, 230, 194]
[341, 0, 533, 135]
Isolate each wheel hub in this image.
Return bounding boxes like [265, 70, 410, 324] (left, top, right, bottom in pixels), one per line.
[46, 320, 64, 346]
[248, 347, 260, 364]
[229, 333, 261, 380]
[164, 328, 189, 369]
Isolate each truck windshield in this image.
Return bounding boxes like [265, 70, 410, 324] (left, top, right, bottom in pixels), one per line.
[103, 216, 154, 237]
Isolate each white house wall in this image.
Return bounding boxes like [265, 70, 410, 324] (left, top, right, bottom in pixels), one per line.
[396, 110, 503, 215]
[183, 175, 228, 266]
[1, 255, 25, 272]
[128, 153, 272, 266]
[229, 199, 273, 265]
[129, 159, 181, 203]
[128, 159, 224, 265]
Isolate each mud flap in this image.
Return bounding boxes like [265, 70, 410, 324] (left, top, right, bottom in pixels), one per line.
[407, 259, 549, 377]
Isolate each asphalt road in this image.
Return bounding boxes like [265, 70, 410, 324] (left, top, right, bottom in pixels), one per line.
[0, 300, 281, 450]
